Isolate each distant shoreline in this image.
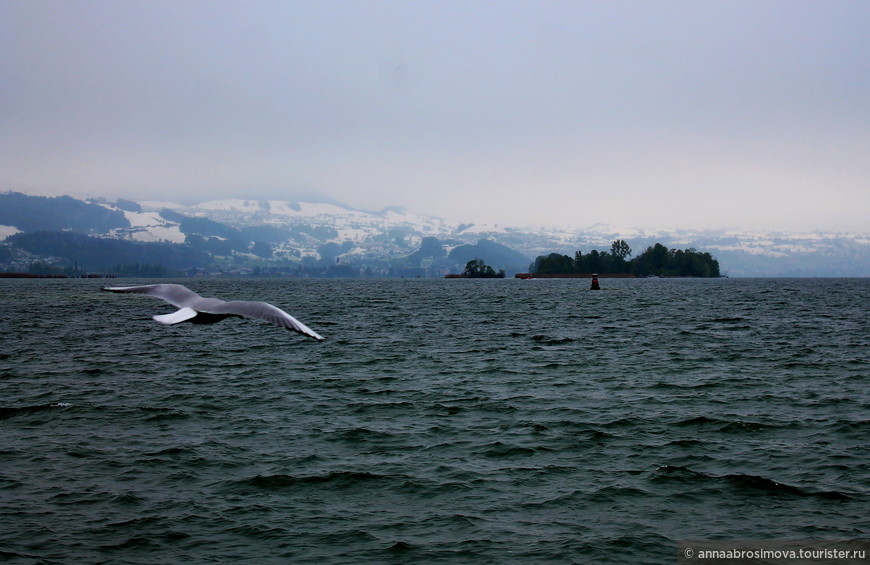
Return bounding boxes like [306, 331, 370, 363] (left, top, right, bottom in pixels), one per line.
[513, 273, 637, 279]
[0, 273, 116, 279]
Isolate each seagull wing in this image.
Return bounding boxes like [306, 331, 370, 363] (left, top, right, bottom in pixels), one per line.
[153, 307, 199, 325]
[102, 284, 203, 308]
[208, 300, 325, 341]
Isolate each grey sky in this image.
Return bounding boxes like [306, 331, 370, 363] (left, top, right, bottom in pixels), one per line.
[2, 0, 868, 231]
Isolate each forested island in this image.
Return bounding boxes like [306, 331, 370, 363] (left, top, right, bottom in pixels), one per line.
[445, 259, 507, 278]
[528, 240, 721, 278]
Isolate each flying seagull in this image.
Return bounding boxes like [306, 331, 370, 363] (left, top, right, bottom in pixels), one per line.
[102, 283, 324, 341]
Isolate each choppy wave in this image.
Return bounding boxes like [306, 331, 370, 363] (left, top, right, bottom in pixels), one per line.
[651, 466, 853, 500]
[1, 277, 868, 563]
[0, 402, 72, 419]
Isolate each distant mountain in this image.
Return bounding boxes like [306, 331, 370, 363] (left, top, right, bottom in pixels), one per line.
[1, 190, 868, 277]
[447, 239, 531, 274]
[8, 230, 209, 276]
[397, 236, 531, 277]
[0, 192, 129, 234]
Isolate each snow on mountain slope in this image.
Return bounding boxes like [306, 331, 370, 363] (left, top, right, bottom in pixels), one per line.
[189, 199, 457, 230]
[110, 210, 186, 244]
[94, 197, 870, 276]
[173, 199, 461, 246]
[456, 223, 510, 235]
[7, 192, 864, 276]
[0, 225, 21, 240]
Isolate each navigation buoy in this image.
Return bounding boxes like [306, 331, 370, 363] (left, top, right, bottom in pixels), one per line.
[590, 274, 600, 290]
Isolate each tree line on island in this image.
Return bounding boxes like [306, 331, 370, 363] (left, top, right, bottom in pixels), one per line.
[529, 240, 720, 277]
[462, 258, 506, 278]
[453, 240, 720, 279]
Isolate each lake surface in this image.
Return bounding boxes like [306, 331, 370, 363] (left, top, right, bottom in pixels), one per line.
[1, 277, 868, 564]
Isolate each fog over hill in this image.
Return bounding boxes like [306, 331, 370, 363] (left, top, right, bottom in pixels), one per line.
[1, 191, 868, 277]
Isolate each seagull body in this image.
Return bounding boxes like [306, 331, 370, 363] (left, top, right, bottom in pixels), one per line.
[102, 283, 324, 341]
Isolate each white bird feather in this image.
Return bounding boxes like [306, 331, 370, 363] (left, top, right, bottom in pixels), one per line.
[102, 284, 324, 341]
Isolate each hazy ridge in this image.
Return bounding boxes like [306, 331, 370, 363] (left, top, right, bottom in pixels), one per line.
[1, 191, 868, 277]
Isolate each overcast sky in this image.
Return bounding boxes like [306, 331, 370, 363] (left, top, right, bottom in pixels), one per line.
[2, 1, 867, 231]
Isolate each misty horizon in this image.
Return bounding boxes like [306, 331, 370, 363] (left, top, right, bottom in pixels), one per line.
[2, 1, 868, 233]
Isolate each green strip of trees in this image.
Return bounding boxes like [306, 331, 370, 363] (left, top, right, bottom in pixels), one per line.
[531, 241, 720, 277]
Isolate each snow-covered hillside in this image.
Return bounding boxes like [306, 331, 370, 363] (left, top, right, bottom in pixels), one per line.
[134, 198, 870, 276]
[178, 199, 460, 235]
[0, 225, 21, 240]
[2, 191, 868, 276]
[135, 198, 466, 263]
[112, 210, 186, 244]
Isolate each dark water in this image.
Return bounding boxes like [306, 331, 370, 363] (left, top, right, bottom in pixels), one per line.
[1, 277, 868, 564]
